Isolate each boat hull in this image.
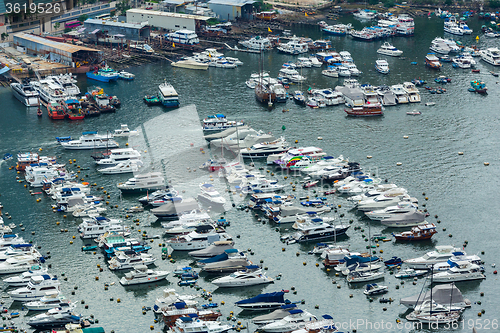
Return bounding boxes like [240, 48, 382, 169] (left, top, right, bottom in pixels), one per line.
[86, 72, 119, 82]
[12, 87, 39, 107]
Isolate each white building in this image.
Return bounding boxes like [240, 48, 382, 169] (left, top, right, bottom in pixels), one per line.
[126, 9, 211, 32]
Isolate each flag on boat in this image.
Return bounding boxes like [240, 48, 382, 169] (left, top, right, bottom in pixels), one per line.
[268, 27, 272, 32]
[172, 42, 175, 47]
[305, 12, 308, 17]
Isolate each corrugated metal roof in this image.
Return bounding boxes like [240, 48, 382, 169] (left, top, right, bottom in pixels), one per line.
[127, 8, 211, 20]
[13, 33, 100, 53]
[160, 0, 186, 5]
[207, 0, 255, 6]
[84, 18, 147, 29]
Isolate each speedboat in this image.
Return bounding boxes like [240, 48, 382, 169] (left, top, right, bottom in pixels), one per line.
[9, 274, 61, 301]
[201, 251, 252, 274]
[347, 270, 384, 283]
[198, 183, 226, 206]
[138, 188, 179, 205]
[27, 304, 80, 329]
[260, 309, 317, 332]
[375, 59, 390, 74]
[377, 42, 403, 57]
[235, 291, 289, 310]
[108, 251, 156, 270]
[97, 159, 143, 174]
[404, 246, 465, 269]
[211, 265, 274, 287]
[363, 283, 388, 296]
[479, 47, 500, 66]
[170, 316, 233, 333]
[24, 292, 70, 311]
[119, 265, 169, 285]
[380, 210, 427, 228]
[356, 190, 417, 212]
[285, 219, 350, 244]
[167, 227, 232, 251]
[188, 241, 235, 259]
[431, 261, 486, 283]
[0, 244, 41, 261]
[3, 265, 48, 287]
[60, 131, 119, 150]
[152, 197, 200, 219]
[240, 138, 289, 159]
[365, 201, 418, 220]
[113, 124, 138, 137]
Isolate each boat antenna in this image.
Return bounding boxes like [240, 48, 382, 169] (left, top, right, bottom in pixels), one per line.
[413, 268, 430, 309]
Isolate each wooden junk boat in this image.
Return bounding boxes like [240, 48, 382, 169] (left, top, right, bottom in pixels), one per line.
[392, 223, 437, 241]
[344, 103, 383, 117]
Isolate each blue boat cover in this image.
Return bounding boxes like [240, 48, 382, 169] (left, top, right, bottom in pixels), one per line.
[83, 131, 98, 135]
[322, 314, 333, 320]
[225, 249, 238, 254]
[281, 304, 297, 309]
[174, 302, 187, 309]
[289, 309, 303, 314]
[188, 313, 199, 318]
[11, 244, 32, 248]
[246, 265, 259, 270]
[2, 235, 16, 238]
[198, 252, 228, 264]
[179, 317, 193, 322]
[235, 292, 285, 305]
[96, 216, 107, 221]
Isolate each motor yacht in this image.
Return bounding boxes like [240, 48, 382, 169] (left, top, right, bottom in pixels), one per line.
[239, 36, 272, 51]
[119, 265, 169, 285]
[0, 244, 40, 261]
[10, 79, 40, 107]
[27, 304, 80, 329]
[375, 59, 390, 74]
[380, 210, 427, 228]
[347, 270, 384, 283]
[363, 283, 388, 296]
[479, 47, 500, 66]
[60, 131, 119, 150]
[32, 78, 68, 103]
[365, 201, 419, 220]
[48, 74, 80, 96]
[431, 261, 486, 283]
[240, 137, 289, 159]
[3, 265, 48, 287]
[404, 246, 466, 269]
[260, 309, 317, 332]
[79, 217, 129, 239]
[167, 226, 232, 251]
[356, 190, 417, 211]
[95, 148, 141, 166]
[235, 291, 289, 310]
[24, 292, 70, 311]
[429, 40, 451, 55]
[108, 251, 157, 270]
[97, 159, 143, 174]
[170, 316, 233, 333]
[377, 42, 403, 57]
[425, 53, 442, 69]
[198, 183, 226, 206]
[285, 219, 350, 244]
[211, 265, 274, 287]
[9, 274, 60, 301]
[152, 197, 200, 219]
[117, 172, 166, 193]
[390, 85, 410, 103]
[0, 255, 43, 274]
[402, 82, 421, 102]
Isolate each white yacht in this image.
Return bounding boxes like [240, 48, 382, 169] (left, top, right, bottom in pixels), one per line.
[375, 59, 390, 74]
[48, 74, 80, 96]
[479, 47, 500, 66]
[260, 309, 317, 333]
[390, 84, 409, 104]
[339, 50, 353, 62]
[345, 63, 362, 76]
[356, 189, 416, 211]
[365, 201, 418, 220]
[97, 159, 144, 174]
[32, 79, 68, 103]
[167, 227, 232, 251]
[3, 265, 48, 287]
[108, 251, 156, 271]
[198, 183, 226, 206]
[117, 172, 166, 193]
[78, 217, 129, 239]
[377, 42, 403, 57]
[158, 81, 180, 107]
[444, 21, 463, 36]
[170, 317, 232, 333]
[402, 82, 421, 102]
[321, 67, 338, 78]
[10, 80, 40, 106]
[95, 148, 141, 166]
[166, 30, 199, 45]
[119, 265, 169, 285]
[241, 179, 285, 194]
[429, 40, 451, 55]
[9, 274, 61, 301]
[432, 261, 486, 283]
[277, 37, 309, 54]
[404, 246, 465, 269]
[0, 244, 40, 261]
[336, 65, 351, 77]
[60, 131, 119, 150]
[24, 292, 70, 311]
[311, 89, 344, 106]
[239, 36, 272, 51]
[202, 114, 245, 132]
[0, 255, 44, 274]
[113, 124, 138, 137]
[211, 265, 274, 287]
[286, 219, 350, 244]
[240, 137, 289, 159]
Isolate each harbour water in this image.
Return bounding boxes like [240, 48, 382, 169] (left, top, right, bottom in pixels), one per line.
[0, 15, 499, 333]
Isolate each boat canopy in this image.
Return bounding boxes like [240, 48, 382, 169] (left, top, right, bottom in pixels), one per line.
[322, 314, 333, 319]
[225, 249, 238, 254]
[400, 283, 466, 308]
[246, 265, 260, 270]
[174, 302, 187, 309]
[281, 304, 296, 309]
[82, 327, 105, 333]
[179, 316, 193, 322]
[82, 131, 98, 135]
[235, 291, 285, 305]
[11, 243, 32, 248]
[2, 234, 16, 238]
[288, 309, 303, 314]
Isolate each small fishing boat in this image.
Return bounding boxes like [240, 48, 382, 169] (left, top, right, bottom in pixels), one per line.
[37, 109, 42, 117]
[375, 59, 390, 74]
[435, 75, 451, 83]
[392, 223, 437, 240]
[113, 124, 138, 137]
[211, 265, 274, 287]
[383, 257, 403, 267]
[468, 79, 487, 94]
[118, 71, 135, 80]
[344, 104, 383, 117]
[363, 283, 388, 296]
[143, 95, 162, 105]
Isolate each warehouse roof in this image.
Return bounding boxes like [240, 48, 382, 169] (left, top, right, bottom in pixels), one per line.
[207, 0, 255, 6]
[127, 8, 211, 21]
[84, 18, 148, 29]
[13, 33, 100, 53]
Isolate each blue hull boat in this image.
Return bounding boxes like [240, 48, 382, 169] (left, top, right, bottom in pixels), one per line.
[86, 71, 119, 82]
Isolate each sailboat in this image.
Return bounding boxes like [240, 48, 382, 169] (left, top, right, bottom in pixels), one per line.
[346, 221, 384, 283]
[408, 266, 462, 325]
[255, 50, 276, 106]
